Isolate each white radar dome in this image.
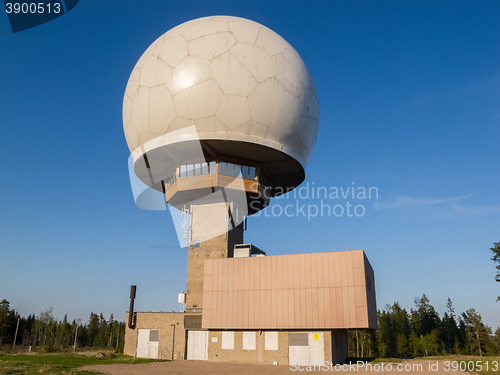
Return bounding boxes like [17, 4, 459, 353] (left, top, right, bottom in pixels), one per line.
[123, 16, 319, 194]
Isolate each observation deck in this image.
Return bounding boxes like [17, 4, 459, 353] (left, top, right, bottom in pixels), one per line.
[164, 158, 272, 215]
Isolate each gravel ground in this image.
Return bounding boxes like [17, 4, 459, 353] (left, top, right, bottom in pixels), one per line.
[81, 359, 478, 374]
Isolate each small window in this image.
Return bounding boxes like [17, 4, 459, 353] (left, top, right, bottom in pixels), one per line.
[187, 164, 194, 177]
[265, 331, 278, 350]
[219, 162, 227, 175]
[243, 331, 256, 350]
[242, 166, 249, 179]
[249, 167, 256, 180]
[222, 331, 234, 350]
[289, 332, 308, 346]
[149, 330, 159, 342]
[180, 165, 187, 178]
[234, 164, 242, 176]
[209, 161, 216, 174]
[194, 163, 201, 175]
[226, 163, 235, 176]
[201, 163, 209, 174]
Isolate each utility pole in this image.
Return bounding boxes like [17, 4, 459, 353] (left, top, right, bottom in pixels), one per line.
[116, 325, 119, 348]
[12, 317, 19, 351]
[73, 319, 81, 353]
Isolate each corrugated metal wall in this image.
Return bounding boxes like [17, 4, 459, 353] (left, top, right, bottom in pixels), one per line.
[202, 250, 377, 330]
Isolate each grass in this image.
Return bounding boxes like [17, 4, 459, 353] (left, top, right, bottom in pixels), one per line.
[0, 351, 166, 375]
[1, 352, 498, 374]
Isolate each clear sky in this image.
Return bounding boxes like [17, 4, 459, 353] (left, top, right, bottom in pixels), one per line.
[1, 1, 499, 330]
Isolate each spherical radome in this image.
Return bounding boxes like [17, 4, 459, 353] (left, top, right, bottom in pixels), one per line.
[123, 15, 319, 171]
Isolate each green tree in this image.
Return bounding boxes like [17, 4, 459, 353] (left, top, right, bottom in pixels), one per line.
[493, 328, 500, 355]
[442, 298, 459, 354]
[0, 301, 127, 351]
[462, 308, 493, 356]
[37, 308, 56, 352]
[349, 329, 377, 358]
[22, 314, 35, 346]
[376, 308, 395, 357]
[420, 330, 441, 355]
[389, 302, 410, 357]
[457, 315, 471, 354]
[87, 312, 99, 347]
[0, 299, 11, 345]
[96, 313, 108, 348]
[491, 242, 500, 301]
[408, 331, 421, 356]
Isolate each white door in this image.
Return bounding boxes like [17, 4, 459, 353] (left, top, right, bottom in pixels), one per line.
[148, 340, 159, 359]
[308, 332, 324, 365]
[289, 332, 324, 366]
[187, 331, 208, 360]
[136, 329, 159, 359]
[289, 332, 309, 366]
[289, 345, 309, 365]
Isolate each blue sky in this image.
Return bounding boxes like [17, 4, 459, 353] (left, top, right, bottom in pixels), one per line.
[1, 0, 499, 330]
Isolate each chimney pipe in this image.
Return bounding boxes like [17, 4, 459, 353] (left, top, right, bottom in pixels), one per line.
[128, 285, 137, 329]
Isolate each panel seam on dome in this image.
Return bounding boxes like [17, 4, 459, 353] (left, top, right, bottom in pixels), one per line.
[171, 77, 214, 97]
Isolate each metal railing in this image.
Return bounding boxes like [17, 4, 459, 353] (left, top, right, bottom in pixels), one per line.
[164, 160, 270, 190]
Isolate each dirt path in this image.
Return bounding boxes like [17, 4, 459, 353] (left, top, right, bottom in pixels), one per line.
[81, 358, 479, 374]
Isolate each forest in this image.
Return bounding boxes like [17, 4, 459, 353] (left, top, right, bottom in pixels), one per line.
[347, 294, 500, 358]
[0, 299, 125, 352]
[1, 295, 499, 357]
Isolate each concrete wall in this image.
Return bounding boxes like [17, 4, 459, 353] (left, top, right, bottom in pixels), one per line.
[124, 313, 349, 365]
[186, 203, 243, 312]
[207, 330, 288, 364]
[206, 330, 348, 365]
[124, 312, 186, 360]
[202, 250, 377, 330]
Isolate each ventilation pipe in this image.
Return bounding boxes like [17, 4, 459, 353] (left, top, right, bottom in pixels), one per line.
[128, 285, 137, 329]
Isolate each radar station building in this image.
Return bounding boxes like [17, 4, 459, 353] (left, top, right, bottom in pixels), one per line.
[122, 16, 378, 365]
[124, 248, 376, 365]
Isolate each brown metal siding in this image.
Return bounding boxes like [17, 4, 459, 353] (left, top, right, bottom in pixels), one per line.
[202, 250, 377, 330]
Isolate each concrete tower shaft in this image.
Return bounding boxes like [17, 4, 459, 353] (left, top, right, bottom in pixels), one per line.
[185, 202, 244, 312]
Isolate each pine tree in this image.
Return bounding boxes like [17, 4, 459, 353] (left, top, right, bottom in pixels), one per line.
[414, 294, 441, 336]
[442, 298, 459, 354]
[0, 299, 11, 345]
[493, 328, 500, 355]
[389, 302, 410, 357]
[491, 242, 500, 301]
[376, 308, 396, 357]
[462, 308, 493, 356]
[87, 312, 99, 347]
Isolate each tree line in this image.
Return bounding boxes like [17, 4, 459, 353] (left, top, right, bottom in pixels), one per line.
[0, 299, 125, 352]
[348, 294, 500, 358]
[2, 294, 499, 357]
